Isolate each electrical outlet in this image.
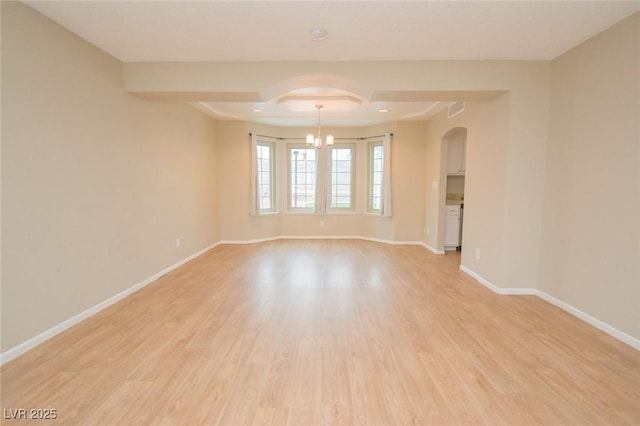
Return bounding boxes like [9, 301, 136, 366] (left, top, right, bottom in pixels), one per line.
[426, 226, 430, 236]
[176, 239, 181, 249]
[320, 220, 325, 228]
[475, 248, 480, 260]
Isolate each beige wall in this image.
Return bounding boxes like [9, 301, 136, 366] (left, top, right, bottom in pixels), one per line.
[501, 68, 551, 289]
[423, 98, 511, 287]
[419, 63, 549, 291]
[538, 13, 640, 339]
[389, 121, 428, 241]
[1, 2, 219, 350]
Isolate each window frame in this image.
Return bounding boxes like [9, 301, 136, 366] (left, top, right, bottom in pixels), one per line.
[287, 144, 317, 213]
[367, 140, 384, 214]
[329, 143, 356, 213]
[256, 140, 276, 214]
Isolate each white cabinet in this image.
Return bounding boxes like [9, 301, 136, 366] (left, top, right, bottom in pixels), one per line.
[444, 205, 461, 250]
[447, 135, 466, 175]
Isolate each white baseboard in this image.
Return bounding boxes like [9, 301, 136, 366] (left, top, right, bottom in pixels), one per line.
[222, 237, 450, 260]
[221, 235, 369, 244]
[362, 238, 425, 246]
[220, 235, 427, 247]
[0, 241, 221, 365]
[536, 291, 640, 351]
[421, 242, 445, 255]
[219, 237, 280, 245]
[6, 240, 635, 365]
[459, 265, 533, 295]
[459, 265, 640, 351]
[0, 236, 424, 364]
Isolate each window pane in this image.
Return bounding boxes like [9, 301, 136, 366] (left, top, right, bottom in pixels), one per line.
[334, 149, 351, 161]
[336, 161, 350, 173]
[337, 196, 350, 207]
[260, 197, 271, 210]
[331, 147, 353, 210]
[373, 172, 382, 185]
[373, 146, 383, 159]
[369, 143, 384, 212]
[257, 143, 275, 213]
[290, 147, 316, 210]
[372, 198, 381, 210]
[336, 173, 349, 185]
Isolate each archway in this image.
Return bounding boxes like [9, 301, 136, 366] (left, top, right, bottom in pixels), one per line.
[439, 127, 467, 256]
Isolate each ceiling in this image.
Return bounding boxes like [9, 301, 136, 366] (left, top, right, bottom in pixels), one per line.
[25, 0, 640, 127]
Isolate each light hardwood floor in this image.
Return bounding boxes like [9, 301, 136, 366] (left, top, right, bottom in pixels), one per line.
[2, 240, 639, 425]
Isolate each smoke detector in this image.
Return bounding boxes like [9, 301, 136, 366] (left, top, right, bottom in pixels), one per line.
[310, 28, 328, 41]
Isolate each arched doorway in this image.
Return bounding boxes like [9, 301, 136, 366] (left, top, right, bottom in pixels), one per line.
[440, 128, 467, 254]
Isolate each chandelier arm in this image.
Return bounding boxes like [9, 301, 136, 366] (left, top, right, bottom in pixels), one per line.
[310, 104, 332, 148]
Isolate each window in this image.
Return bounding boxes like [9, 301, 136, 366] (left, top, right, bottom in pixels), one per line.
[368, 142, 384, 213]
[288, 146, 316, 211]
[256, 141, 275, 213]
[330, 146, 355, 211]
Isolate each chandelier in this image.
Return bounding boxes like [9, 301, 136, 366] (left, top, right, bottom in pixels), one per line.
[306, 104, 334, 148]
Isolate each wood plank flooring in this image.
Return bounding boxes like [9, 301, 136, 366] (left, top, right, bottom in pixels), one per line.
[2, 240, 639, 425]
